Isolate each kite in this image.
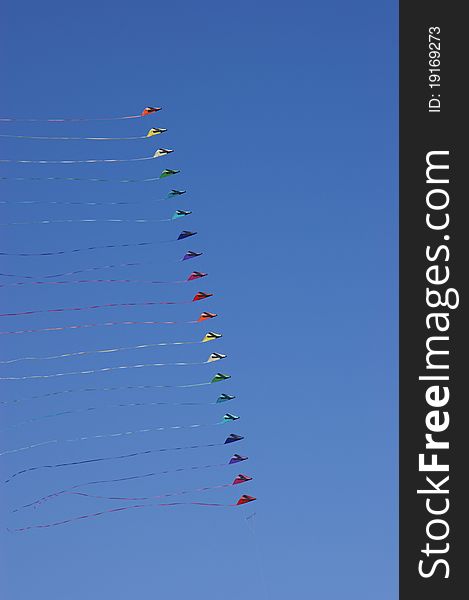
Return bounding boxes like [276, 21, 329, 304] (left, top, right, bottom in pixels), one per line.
[172, 210, 192, 220]
[4, 435, 245, 484]
[16, 457, 247, 511]
[0, 334, 221, 365]
[159, 169, 180, 178]
[141, 107, 161, 116]
[153, 148, 174, 158]
[147, 128, 167, 137]
[212, 373, 231, 383]
[217, 394, 236, 403]
[0, 415, 232, 458]
[188, 271, 207, 281]
[183, 251, 203, 261]
[208, 352, 227, 362]
[233, 474, 252, 485]
[0, 353, 227, 381]
[202, 332, 222, 342]
[168, 189, 186, 197]
[0, 106, 161, 122]
[198, 312, 218, 322]
[178, 230, 197, 240]
[0, 129, 167, 141]
[229, 454, 248, 464]
[0, 232, 196, 257]
[237, 495, 256, 505]
[224, 434, 243, 444]
[193, 291, 213, 302]
[223, 413, 240, 422]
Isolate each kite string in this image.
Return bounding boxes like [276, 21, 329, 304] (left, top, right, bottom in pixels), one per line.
[244, 513, 270, 600]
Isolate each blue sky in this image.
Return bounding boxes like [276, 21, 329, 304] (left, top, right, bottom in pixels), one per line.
[0, 1, 398, 598]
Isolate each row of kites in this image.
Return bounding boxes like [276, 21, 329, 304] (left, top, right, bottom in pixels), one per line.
[0, 106, 255, 533]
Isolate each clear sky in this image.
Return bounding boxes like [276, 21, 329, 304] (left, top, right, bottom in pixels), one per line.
[0, 1, 398, 598]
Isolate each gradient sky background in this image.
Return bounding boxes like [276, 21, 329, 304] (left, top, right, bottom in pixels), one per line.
[0, 1, 398, 598]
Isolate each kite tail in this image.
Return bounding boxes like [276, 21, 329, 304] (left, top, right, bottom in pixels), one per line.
[9, 501, 237, 533]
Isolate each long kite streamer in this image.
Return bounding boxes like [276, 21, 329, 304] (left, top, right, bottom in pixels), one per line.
[10, 494, 256, 533]
[0, 190, 183, 206]
[0, 418, 234, 458]
[0, 312, 217, 338]
[4, 435, 243, 484]
[0, 107, 161, 122]
[0, 212, 191, 226]
[0, 333, 221, 365]
[0, 292, 211, 318]
[2, 393, 235, 432]
[0, 128, 166, 141]
[0, 169, 180, 184]
[16, 458, 246, 511]
[0, 274, 206, 288]
[0, 262, 143, 279]
[0, 372, 228, 407]
[0, 353, 226, 381]
[0, 253, 199, 279]
[0, 232, 196, 257]
[39, 478, 251, 504]
[0, 149, 172, 165]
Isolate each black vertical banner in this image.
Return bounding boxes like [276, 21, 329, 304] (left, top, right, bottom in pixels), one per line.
[400, 2, 467, 598]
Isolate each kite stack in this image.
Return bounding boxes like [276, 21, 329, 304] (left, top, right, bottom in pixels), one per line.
[0, 106, 255, 532]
